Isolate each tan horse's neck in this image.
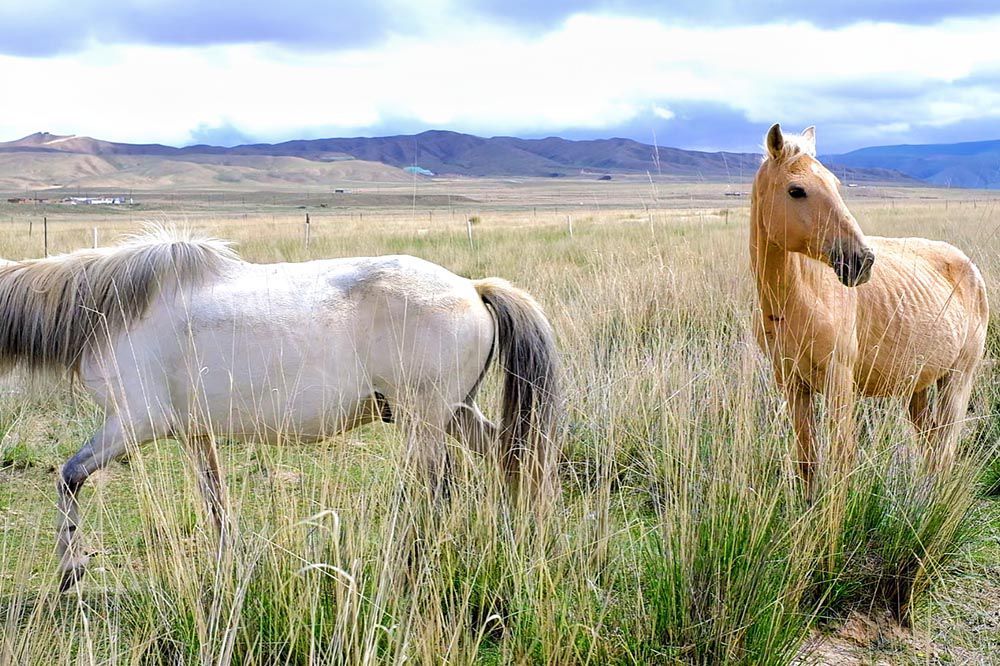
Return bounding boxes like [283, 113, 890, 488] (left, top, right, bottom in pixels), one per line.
[749, 185, 824, 320]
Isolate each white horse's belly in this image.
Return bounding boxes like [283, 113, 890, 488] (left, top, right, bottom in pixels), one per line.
[183, 326, 371, 442]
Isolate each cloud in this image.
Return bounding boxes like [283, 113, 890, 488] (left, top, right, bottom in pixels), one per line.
[549, 102, 771, 154]
[652, 105, 675, 121]
[188, 121, 256, 147]
[3, 12, 1000, 151]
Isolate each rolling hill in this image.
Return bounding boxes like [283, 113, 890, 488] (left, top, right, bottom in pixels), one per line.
[0, 134, 411, 190]
[0, 130, 916, 191]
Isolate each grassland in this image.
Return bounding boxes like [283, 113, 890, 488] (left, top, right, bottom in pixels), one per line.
[1, 179, 998, 664]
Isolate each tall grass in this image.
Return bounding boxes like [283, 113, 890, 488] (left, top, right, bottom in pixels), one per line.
[0, 197, 996, 664]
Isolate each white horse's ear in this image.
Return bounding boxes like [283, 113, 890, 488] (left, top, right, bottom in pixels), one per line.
[766, 123, 783, 159]
[801, 126, 816, 155]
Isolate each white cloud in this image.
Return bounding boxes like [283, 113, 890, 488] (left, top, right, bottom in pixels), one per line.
[652, 105, 675, 121]
[1, 14, 1000, 146]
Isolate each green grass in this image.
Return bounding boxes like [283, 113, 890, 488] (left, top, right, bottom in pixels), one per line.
[0, 195, 998, 664]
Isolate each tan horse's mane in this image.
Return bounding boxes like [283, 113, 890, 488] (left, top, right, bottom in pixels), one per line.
[0, 228, 237, 375]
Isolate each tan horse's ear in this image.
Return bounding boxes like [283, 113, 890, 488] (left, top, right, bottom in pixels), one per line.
[801, 126, 816, 156]
[766, 123, 783, 159]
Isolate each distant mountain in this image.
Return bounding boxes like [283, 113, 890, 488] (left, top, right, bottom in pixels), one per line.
[828, 139, 1000, 189]
[197, 130, 768, 179]
[0, 129, 915, 190]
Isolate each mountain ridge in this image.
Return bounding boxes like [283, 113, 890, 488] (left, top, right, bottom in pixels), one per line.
[827, 138, 1000, 188]
[0, 129, 918, 189]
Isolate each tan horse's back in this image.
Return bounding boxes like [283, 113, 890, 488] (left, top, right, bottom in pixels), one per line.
[855, 236, 987, 396]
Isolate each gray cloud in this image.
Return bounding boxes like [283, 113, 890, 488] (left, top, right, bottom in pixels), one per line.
[5, 1, 999, 57]
[469, 0, 1000, 29]
[0, 1, 396, 56]
[545, 102, 772, 153]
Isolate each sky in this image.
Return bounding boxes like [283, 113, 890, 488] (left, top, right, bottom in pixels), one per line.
[2, 1, 1000, 153]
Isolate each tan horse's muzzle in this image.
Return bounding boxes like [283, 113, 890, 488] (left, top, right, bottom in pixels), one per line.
[829, 244, 875, 287]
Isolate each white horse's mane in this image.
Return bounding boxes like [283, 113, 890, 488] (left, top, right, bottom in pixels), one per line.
[0, 227, 237, 374]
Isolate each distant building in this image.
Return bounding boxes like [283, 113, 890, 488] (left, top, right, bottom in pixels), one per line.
[61, 196, 133, 205]
[404, 166, 435, 177]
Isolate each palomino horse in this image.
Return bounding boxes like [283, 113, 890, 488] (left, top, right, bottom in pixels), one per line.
[751, 124, 988, 494]
[0, 230, 559, 590]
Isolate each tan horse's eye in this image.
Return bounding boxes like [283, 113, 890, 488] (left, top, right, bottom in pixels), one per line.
[788, 186, 807, 199]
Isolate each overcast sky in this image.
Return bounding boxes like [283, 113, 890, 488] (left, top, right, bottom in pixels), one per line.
[2, 1, 999, 152]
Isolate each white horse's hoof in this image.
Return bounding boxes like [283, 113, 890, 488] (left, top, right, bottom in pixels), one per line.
[59, 555, 90, 592]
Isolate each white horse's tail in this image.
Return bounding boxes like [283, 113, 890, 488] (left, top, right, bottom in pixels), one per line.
[0, 229, 236, 375]
[474, 278, 560, 486]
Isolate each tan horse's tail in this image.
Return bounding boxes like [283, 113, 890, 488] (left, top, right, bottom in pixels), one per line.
[474, 278, 560, 489]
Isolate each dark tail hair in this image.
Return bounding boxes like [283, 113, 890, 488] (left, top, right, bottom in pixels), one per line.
[474, 278, 560, 491]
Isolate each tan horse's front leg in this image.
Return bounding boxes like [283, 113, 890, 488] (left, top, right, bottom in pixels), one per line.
[908, 388, 934, 441]
[823, 360, 858, 481]
[784, 379, 817, 498]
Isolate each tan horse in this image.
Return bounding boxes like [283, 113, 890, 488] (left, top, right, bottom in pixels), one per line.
[751, 124, 988, 494]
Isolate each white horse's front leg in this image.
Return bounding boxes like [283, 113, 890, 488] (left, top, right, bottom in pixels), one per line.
[188, 436, 231, 555]
[56, 415, 129, 591]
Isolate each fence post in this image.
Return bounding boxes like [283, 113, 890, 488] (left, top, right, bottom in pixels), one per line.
[43, 217, 48, 257]
[567, 214, 573, 238]
[466, 217, 474, 249]
[93, 227, 98, 249]
[304, 213, 311, 248]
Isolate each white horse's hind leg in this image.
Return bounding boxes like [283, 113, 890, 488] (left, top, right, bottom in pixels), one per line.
[57, 415, 131, 591]
[396, 390, 457, 501]
[447, 401, 497, 455]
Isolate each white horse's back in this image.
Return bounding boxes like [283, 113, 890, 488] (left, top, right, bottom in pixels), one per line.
[84, 254, 495, 443]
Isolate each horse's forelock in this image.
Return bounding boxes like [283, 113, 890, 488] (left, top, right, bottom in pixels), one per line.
[761, 133, 816, 166]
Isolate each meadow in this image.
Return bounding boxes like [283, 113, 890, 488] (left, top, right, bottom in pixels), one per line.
[1, 180, 998, 664]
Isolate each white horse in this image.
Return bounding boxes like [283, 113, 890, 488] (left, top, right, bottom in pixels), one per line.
[0, 230, 559, 590]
